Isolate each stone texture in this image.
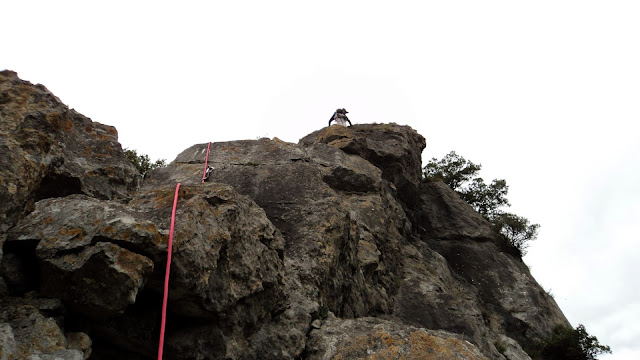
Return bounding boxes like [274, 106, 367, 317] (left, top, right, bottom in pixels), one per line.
[300, 124, 426, 208]
[0, 304, 68, 360]
[429, 239, 567, 345]
[497, 335, 532, 360]
[25, 350, 84, 360]
[0, 322, 16, 360]
[393, 241, 492, 352]
[7, 196, 155, 316]
[304, 317, 489, 360]
[0, 70, 139, 256]
[5, 183, 286, 359]
[147, 135, 415, 358]
[418, 180, 495, 241]
[64, 333, 91, 360]
[0, 71, 573, 360]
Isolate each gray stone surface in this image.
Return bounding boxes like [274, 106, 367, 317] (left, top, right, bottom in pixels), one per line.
[0, 70, 139, 241]
[0, 305, 67, 360]
[64, 333, 91, 360]
[304, 317, 489, 360]
[0, 323, 16, 360]
[26, 350, 84, 360]
[0, 71, 572, 360]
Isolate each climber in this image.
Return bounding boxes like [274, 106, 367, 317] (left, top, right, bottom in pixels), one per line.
[328, 108, 352, 127]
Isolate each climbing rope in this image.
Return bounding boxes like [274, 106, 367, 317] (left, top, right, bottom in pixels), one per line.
[158, 143, 211, 358]
[157, 182, 181, 360]
[202, 142, 211, 183]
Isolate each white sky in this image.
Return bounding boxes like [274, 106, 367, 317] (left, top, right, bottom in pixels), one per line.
[3, 1, 639, 358]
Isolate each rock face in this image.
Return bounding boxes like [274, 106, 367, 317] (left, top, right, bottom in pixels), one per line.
[0, 71, 570, 359]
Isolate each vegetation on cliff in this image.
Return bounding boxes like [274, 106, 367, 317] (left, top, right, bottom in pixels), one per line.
[124, 148, 167, 178]
[423, 151, 539, 256]
[423, 151, 611, 359]
[526, 324, 612, 360]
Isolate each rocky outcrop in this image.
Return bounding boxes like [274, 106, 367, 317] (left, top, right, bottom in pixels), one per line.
[5, 184, 286, 359]
[0, 71, 570, 359]
[300, 124, 426, 209]
[0, 70, 139, 282]
[304, 317, 489, 360]
[0, 298, 86, 360]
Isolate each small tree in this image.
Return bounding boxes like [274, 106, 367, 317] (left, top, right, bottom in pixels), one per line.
[459, 178, 510, 219]
[124, 148, 167, 178]
[423, 151, 539, 256]
[423, 151, 481, 191]
[526, 324, 612, 360]
[491, 212, 540, 255]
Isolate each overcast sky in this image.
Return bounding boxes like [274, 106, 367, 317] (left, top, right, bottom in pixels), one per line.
[3, 1, 639, 358]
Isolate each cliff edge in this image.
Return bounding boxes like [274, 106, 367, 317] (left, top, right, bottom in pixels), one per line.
[0, 71, 568, 360]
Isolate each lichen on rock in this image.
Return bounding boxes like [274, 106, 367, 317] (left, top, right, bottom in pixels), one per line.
[0, 71, 570, 360]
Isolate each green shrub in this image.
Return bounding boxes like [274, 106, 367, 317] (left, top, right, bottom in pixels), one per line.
[423, 151, 539, 256]
[124, 148, 167, 178]
[525, 324, 611, 360]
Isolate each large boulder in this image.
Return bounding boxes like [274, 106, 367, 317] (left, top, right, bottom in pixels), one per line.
[0, 70, 139, 269]
[7, 195, 156, 316]
[1, 71, 575, 360]
[0, 300, 87, 360]
[418, 180, 569, 349]
[300, 124, 426, 208]
[5, 183, 286, 359]
[154, 136, 410, 318]
[142, 136, 414, 358]
[418, 180, 495, 241]
[304, 316, 489, 360]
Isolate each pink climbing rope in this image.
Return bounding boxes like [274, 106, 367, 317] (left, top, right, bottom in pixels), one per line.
[157, 182, 181, 360]
[202, 142, 211, 183]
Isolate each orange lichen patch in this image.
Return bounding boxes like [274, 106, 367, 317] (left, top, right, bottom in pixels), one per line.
[407, 332, 437, 352]
[135, 223, 157, 233]
[81, 146, 93, 158]
[85, 125, 93, 133]
[152, 233, 167, 246]
[116, 248, 148, 274]
[16, 128, 52, 153]
[328, 138, 354, 150]
[41, 237, 60, 246]
[368, 344, 402, 359]
[115, 230, 132, 241]
[318, 125, 354, 144]
[62, 253, 79, 265]
[333, 328, 488, 360]
[106, 126, 118, 136]
[376, 328, 405, 347]
[179, 187, 193, 198]
[100, 225, 115, 235]
[209, 231, 231, 243]
[43, 216, 55, 225]
[99, 226, 132, 241]
[87, 146, 114, 159]
[46, 112, 74, 131]
[210, 207, 223, 217]
[94, 134, 112, 142]
[148, 188, 178, 209]
[58, 228, 85, 241]
[100, 166, 116, 176]
[260, 139, 287, 152]
[333, 335, 377, 360]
